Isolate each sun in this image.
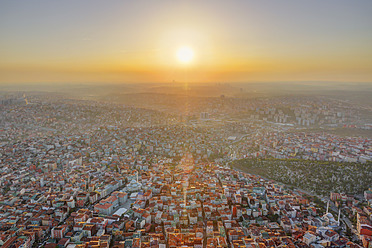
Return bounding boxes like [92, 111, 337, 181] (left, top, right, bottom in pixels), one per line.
[176, 46, 194, 64]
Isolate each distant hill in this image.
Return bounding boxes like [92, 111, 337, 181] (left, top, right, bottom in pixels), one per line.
[2, 81, 371, 108]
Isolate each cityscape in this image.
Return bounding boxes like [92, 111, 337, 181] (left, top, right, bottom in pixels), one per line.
[1, 1, 372, 248]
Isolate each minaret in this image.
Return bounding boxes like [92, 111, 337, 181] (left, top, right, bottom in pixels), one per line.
[136, 171, 139, 183]
[326, 201, 329, 214]
[338, 209, 341, 226]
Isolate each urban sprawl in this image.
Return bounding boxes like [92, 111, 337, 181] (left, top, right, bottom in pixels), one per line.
[0, 93, 371, 248]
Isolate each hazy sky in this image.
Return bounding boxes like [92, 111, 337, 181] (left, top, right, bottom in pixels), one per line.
[1, 0, 372, 84]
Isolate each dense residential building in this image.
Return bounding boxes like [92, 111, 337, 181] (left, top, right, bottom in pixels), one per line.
[0, 94, 370, 247]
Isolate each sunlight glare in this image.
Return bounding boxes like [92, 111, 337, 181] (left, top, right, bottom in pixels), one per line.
[176, 46, 194, 64]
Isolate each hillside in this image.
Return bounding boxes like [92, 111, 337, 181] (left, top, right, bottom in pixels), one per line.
[232, 158, 372, 196]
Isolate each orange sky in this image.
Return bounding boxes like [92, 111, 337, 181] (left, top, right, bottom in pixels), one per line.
[1, 0, 372, 84]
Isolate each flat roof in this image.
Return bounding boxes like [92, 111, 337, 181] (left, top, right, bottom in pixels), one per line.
[113, 208, 128, 216]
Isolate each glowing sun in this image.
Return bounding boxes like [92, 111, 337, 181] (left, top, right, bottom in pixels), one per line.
[176, 46, 194, 64]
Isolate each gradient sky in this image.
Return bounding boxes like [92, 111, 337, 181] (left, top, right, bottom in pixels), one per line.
[1, 0, 372, 84]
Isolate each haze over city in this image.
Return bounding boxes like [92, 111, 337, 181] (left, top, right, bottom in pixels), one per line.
[1, 1, 372, 248]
